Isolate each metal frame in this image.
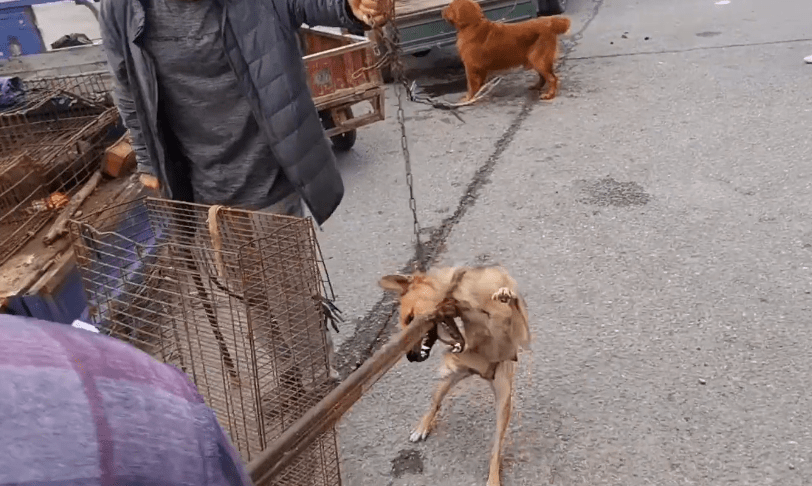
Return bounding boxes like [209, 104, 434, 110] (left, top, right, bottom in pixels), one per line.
[71, 197, 343, 485]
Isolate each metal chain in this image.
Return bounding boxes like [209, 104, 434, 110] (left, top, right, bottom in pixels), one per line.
[374, 6, 425, 270]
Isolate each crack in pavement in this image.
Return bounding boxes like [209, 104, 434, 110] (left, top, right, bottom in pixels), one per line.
[571, 0, 606, 45]
[559, 0, 605, 66]
[335, 0, 608, 379]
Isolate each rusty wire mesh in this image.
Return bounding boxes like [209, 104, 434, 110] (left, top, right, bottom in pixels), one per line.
[70, 197, 342, 485]
[0, 71, 118, 264]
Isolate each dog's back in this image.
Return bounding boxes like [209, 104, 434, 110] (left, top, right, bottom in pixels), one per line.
[458, 13, 571, 73]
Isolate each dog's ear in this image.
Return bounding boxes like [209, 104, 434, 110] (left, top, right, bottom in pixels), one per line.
[378, 274, 412, 294]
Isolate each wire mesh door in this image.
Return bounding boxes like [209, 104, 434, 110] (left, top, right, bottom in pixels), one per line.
[70, 197, 341, 485]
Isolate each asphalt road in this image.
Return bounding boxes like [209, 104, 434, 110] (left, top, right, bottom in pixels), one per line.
[319, 0, 812, 484]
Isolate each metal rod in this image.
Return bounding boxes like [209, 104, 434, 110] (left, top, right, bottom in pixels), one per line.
[247, 314, 435, 484]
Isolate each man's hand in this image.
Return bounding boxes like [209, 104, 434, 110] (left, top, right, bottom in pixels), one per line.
[139, 173, 160, 190]
[348, 0, 389, 26]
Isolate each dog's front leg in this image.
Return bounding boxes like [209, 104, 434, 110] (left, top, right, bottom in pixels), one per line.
[410, 366, 471, 442]
[487, 361, 516, 486]
[462, 67, 485, 103]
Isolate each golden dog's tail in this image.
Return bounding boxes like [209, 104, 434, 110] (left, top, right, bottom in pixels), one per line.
[550, 16, 571, 35]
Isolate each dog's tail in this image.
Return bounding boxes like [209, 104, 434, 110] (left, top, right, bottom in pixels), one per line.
[550, 16, 571, 35]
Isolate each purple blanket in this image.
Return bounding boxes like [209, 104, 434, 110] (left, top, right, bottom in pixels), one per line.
[0, 314, 253, 486]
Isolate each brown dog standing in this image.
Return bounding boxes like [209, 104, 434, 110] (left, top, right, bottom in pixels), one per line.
[380, 265, 531, 486]
[442, 0, 571, 101]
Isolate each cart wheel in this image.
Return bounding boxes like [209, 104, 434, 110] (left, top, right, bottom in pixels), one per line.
[321, 108, 357, 151]
[332, 128, 357, 152]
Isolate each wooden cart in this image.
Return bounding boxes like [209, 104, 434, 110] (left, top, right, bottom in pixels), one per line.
[300, 26, 385, 151]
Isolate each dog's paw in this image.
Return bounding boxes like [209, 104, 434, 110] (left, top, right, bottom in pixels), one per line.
[540, 92, 556, 101]
[492, 287, 516, 303]
[409, 425, 431, 443]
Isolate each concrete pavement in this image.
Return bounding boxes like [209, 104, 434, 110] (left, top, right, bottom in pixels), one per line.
[325, 0, 812, 484]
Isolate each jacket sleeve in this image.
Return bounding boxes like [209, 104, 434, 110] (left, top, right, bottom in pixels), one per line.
[99, 1, 155, 176]
[274, 0, 368, 31]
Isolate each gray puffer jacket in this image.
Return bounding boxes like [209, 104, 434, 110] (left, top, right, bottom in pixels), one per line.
[99, 0, 366, 224]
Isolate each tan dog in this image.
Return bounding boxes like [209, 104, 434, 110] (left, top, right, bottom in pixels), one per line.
[442, 0, 571, 102]
[379, 265, 531, 486]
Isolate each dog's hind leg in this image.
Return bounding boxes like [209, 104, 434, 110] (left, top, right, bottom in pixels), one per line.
[487, 361, 516, 486]
[529, 45, 559, 100]
[410, 366, 471, 442]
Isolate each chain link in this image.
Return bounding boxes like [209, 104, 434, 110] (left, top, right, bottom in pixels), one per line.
[373, 4, 425, 270]
[367, 0, 525, 269]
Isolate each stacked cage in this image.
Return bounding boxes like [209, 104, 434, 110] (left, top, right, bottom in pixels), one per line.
[0, 71, 118, 264]
[71, 198, 342, 486]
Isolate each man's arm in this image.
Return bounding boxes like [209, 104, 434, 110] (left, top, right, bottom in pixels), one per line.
[99, 1, 155, 178]
[273, 0, 369, 31]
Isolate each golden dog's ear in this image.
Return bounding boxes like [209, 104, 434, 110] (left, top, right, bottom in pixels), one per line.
[378, 274, 412, 294]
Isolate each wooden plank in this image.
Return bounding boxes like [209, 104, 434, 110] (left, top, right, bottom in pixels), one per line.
[313, 85, 381, 110]
[26, 248, 76, 297]
[323, 110, 384, 138]
[102, 134, 136, 178]
[302, 39, 371, 62]
[247, 314, 435, 485]
[42, 170, 103, 245]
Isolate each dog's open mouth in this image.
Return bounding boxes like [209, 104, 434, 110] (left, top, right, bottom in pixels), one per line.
[407, 317, 465, 363]
[436, 316, 465, 353]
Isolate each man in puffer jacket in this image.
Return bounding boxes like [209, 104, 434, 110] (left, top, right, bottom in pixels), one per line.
[100, 0, 388, 223]
[0, 314, 253, 485]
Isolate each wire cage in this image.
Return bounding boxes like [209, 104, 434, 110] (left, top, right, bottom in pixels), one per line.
[21, 71, 114, 105]
[70, 197, 342, 485]
[0, 71, 114, 153]
[0, 71, 118, 264]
